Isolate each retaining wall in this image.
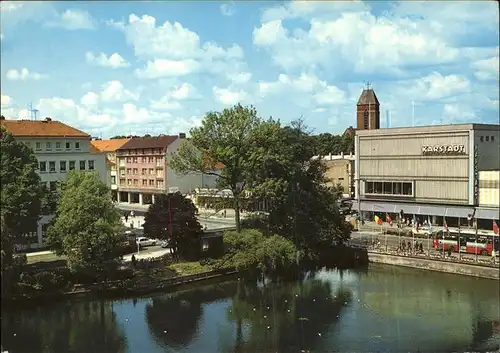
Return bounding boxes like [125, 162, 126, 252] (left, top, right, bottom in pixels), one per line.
[368, 252, 499, 280]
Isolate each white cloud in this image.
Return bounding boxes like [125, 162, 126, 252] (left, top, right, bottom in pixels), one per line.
[46, 9, 95, 30]
[100, 81, 139, 103]
[1, 94, 13, 107]
[253, 6, 461, 74]
[136, 59, 201, 79]
[85, 52, 130, 69]
[229, 72, 252, 84]
[123, 103, 151, 123]
[80, 92, 99, 107]
[259, 73, 346, 106]
[213, 87, 248, 105]
[6, 68, 47, 81]
[109, 13, 247, 79]
[149, 83, 198, 111]
[471, 56, 499, 81]
[220, 2, 236, 17]
[399, 72, 471, 101]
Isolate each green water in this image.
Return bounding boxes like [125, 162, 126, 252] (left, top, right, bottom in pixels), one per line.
[2, 264, 499, 353]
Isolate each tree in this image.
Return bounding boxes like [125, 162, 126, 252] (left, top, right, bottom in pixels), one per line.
[169, 104, 280, 232]
[45, 171, 124, 274]
[250, 119, 352, 260]
[0, 127, 43, 267]
[142, 192, 202, 260]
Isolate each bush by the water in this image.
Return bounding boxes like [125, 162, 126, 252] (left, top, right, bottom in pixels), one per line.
[217, 229, 297, 276]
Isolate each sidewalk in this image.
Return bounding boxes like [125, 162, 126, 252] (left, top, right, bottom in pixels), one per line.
[122, 249, 171, 262]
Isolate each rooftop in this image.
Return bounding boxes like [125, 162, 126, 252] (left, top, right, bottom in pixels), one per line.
[91, 138, 131, 152]
[0, 117, 90, 138]
[357, 89, 379, 105]
[355, 123, 500, 136]
[117, 135, 179, 150]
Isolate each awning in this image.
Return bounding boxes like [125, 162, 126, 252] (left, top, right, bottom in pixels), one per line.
[475, 207, 500, 220]
[444, 207, 475, 218]
[356, 200, 473, 217]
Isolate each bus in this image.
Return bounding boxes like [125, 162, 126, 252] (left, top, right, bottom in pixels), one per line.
[432, 229, 499, 256]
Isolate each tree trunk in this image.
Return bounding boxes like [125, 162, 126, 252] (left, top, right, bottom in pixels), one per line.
[233, 197, 241, 233]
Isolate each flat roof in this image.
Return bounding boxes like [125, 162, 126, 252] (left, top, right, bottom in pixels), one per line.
[355, 123, 500, 136]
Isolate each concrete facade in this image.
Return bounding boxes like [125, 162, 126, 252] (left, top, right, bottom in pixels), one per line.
[314, 153, 355, 197]
[355, 124, 500, 223]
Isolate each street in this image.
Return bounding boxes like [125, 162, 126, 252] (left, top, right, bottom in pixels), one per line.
[350, 231, 496, 261]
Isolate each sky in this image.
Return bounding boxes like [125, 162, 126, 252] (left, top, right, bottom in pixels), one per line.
[0, 1, 498, 138]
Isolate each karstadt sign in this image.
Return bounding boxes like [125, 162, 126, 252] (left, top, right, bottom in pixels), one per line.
[421, 144, 466, 156]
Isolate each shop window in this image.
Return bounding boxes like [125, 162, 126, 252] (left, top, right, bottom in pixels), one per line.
[480, 136, 484, 142]
[365, 181, 413, 197]
[485, 136, 490, 142]
[491, 136, 495, 142]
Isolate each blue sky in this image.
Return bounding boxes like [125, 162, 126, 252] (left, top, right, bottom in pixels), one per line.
[1, 1, 498, 137]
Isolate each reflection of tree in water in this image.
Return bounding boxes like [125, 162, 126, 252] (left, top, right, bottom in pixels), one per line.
[470, 318, 499, 351]
[1, 301, 127, 353]
[146, 282, 238, 349]
[226, 279, 352, 353]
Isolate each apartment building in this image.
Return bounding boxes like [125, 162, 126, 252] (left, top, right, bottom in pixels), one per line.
[90, 138, 131, 200]
[115, 134, 220, 209]
[0, 116, 107, 248]
[316, 153, 355, 198]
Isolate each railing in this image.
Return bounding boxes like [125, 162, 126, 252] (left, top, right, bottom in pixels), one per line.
[349, 242, 498, 268]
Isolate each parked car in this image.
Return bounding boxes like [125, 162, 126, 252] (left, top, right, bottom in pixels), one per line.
[136, 237, 157, 247]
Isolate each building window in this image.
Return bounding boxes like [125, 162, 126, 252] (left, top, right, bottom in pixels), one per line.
[127, 168, 132, 174]
[75, 142, 80, 149]
[49, 161, 56, 172]
[133, 179, 138, 186]
[133, 157, 138, 163]
[127, 179, 132, 186]
[480, 136, 484, 142]
[39, 161, 47, 172]
[156, 169, 163, 177]
[143, 179, 148, 186]
[88, 160, 94, 170]
[46, 142, 52, 150]
[149, 157, 154, 163]
[149, 179, 154, 186]
[156, 158, 163, 167]
[69, 161, 75, 170]
[363, 111, 369, 129]
[142, 168, 147, 175]
[156, 179, 164, 188]
[120, 178, 126, 185]
[66, 142, 71, 149]
[133, 168, 138, 175]
[485, 136, 490, 142]
[60, 161, 66, 172]
[79, 160, 86, 170]
[111, 176, 116, 184]
[55, 142, 61, 150]
[492, 136, 495, 142]
[365, 181, 413, 197]
[149, 168, 154, 175]
[35, 142, 42, 151]
[119, 158, 125, 167]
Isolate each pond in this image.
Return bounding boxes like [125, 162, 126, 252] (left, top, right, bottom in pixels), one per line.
[2, 264, 499, 353]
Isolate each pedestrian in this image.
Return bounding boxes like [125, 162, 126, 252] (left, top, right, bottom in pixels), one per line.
[131, 254, 137, 268]
[419, 242, 424, 253]
[447, 246, 452, 258]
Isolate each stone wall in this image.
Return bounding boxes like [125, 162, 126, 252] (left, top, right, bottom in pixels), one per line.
[368, 252, 499, 280]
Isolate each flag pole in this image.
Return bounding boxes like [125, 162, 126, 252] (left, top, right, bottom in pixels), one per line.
[474, 217, 478, 262]
[427, 215, 431, 257]
[442, 216, 445, 258]
[458, 217, 461, 261]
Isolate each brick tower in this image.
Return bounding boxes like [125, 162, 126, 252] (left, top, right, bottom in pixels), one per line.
[356, 83, 380, 130]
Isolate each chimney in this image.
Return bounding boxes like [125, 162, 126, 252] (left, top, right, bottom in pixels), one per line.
[179, 132, 186, 139]
[44, 117, 52, 122]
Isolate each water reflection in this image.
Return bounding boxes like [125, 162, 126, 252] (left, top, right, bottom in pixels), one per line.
[1, 264, 499, 353]
[1, 301, 127, 353]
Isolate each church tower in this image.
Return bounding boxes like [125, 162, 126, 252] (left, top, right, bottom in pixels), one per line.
[356, 83, 380, 130]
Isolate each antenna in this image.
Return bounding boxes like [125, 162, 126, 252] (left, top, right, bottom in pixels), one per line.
[386, 110, 390, 128]
[27, 102, 39, 120]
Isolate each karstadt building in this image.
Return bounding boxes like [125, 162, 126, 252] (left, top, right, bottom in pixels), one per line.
[352, 88, 500, 227]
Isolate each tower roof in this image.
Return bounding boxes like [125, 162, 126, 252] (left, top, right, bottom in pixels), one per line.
[357, 89, 379, 105]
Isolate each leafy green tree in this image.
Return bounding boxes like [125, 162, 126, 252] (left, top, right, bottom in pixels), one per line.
[45, 171, 124, 274]
[169, 104, 280, 232]
[220, 229, 297, 275]
[0, 127, 43, 286]
[251, 120, 352, 260]
[143, 192, 203, 260]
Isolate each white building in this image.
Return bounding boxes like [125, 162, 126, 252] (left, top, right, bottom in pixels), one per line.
[1, 116, 107, 248]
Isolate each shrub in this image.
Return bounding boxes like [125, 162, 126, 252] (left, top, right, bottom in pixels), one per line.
[19, 270, 70, 292]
